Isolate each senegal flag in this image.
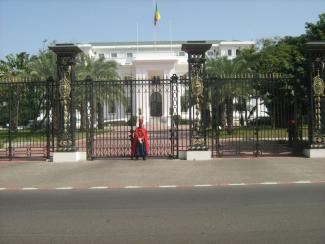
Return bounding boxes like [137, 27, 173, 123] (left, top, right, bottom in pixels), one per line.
[154, 3, 160, 26]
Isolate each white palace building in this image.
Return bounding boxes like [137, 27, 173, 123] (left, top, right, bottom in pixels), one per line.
[77, 40, 256, 125]
[78, 40, 254, 79]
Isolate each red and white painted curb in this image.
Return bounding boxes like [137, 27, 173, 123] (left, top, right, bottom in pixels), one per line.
[0, 180, 325, 192]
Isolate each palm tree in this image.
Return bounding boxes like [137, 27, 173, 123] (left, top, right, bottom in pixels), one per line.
[206, 57, 251, 133]
[0, 52, 30, 77]
[76, 54, 126, 130]
[13, 49, 57, 132]
[0, 52, 32, 130]
[27, 49, 57, 80]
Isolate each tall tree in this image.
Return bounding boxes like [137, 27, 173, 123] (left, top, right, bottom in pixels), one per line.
[206, 57, 250, 133]
[27, 49, 57, 80]
[76, 54, 125, 130]
[0, 52, 30, 77]
[0, 52, 32, 129]
[305, 13, 325, 41]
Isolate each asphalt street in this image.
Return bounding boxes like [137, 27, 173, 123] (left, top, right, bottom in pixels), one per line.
[1, 184, 324, 244]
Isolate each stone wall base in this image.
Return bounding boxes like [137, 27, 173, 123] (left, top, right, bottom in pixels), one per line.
[303, 148, 325, 158]
[53, 152, 87, 162]
[179, 151, 211, 160]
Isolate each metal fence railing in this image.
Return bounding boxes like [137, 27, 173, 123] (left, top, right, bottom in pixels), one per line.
[0, 74, 309, 161]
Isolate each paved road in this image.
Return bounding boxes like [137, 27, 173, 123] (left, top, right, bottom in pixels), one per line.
[1, 184, 325, 244]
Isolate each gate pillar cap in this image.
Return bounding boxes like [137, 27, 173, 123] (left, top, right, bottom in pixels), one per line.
[49, 43, 82, 56]
[181, 41, 212, 55]
[305, 41, 325, 51]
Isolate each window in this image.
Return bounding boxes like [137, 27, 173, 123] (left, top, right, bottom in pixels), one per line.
[108, 101, 116, 113]
[124, 76, 133, 85]
[207, 51, 214, 57]
[127, 52, 133, 58]
[151, 76, 161, 84]
[125, 97, 132, 113]
[228, 49, 232, 56]
[178, 51, 185, 56]
[150, 92, 162, 117]
[99, 53, 105, 59]
[236, 49, 241, 56]
[181, 90, 189, 112]
[111, 53, 117, 58]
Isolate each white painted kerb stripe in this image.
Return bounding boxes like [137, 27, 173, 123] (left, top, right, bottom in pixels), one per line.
[55, 187, 73, 190]
[89, 186, 108, 189]
[294, 181, 311, 184]
[193, 184, 213, 187]
[125, 186, 141, 189]
[0, 188, 7, 191]
[22, 187, 39, 190]
[228, 183, 247, 186]
[159, 185, 177, 188]
[260, 182, 278, 185]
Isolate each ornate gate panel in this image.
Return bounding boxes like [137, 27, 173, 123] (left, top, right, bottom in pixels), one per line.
[0, 78, 52, 161]
[83, 76, 180, 159]
[206, 74, 307, 157]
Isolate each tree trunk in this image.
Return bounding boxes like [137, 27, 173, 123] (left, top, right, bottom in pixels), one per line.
[11, 100, 18, 131]
[226, 96, 234, 134]
[212, 104, 218, 130]
[218, 102, 226, 128]
[97, 102, 104, 129]
[80, 104, 87, 131]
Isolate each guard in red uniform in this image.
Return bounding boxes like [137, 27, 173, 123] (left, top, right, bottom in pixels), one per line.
[131, 117, 149, 160]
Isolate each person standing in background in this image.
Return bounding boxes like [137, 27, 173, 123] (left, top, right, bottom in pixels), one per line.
[131, 117, 149, 160]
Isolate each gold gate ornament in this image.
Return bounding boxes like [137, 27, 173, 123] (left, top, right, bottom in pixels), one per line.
[313, 74, 325, 96]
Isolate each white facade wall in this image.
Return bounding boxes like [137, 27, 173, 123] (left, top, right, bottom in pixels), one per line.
[78, 41, 255, 77]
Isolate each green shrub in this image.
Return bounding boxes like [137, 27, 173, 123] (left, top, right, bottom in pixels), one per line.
[172, 115, 181, 125]
[173, 115, 190, 125]
[179, 118, 190, 125]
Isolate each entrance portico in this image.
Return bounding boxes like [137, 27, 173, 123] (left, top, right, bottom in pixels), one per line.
[133, 57, 178, 125]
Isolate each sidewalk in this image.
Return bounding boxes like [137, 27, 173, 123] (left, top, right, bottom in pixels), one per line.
[1, 157, 325, 189]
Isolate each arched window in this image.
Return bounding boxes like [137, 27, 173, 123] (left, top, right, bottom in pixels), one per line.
[150, 92, 162, 117]
[151, 76, 161, 84]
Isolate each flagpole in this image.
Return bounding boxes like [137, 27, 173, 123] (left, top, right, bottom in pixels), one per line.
[154, 27, 157, 51]
[136, 22, 139, 54]
[153, 0, 156, 51]
[169, 20, 173, 54]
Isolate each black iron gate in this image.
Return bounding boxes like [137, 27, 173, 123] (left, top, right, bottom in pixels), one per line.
[0, 73, 309, 161]
[2, 42, 324, 161]
[0, 78, 52, 160]
[205, 74, 308, 157]
[82, 73, 309, 159]
[83, 76, 180, 159]
[160, 73, 308, 158]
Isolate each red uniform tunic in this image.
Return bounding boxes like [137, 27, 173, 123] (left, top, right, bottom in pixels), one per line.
[131, 127, 149, 156]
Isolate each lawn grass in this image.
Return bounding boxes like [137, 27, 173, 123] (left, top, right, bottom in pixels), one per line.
[208, 125, 308, 139]
[0, 125, 308, 148]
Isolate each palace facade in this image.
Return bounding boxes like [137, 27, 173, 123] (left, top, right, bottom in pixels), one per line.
[77, 40, 256, 125]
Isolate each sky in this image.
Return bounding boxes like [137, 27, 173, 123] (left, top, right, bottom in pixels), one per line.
[0, 0, 324, 58]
